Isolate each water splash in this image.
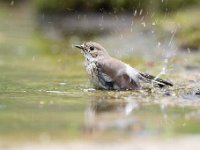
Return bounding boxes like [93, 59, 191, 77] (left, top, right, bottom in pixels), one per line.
[141, 22, 146, 27]
[10, 0, 14, 6]
[139, 9, 143, 16]
[134, 10, 137, 16]
[151, 58, 170, 87]
[150, 25, 178, 88]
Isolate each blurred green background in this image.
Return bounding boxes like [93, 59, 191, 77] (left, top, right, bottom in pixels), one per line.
[33, 0, 200, 13]
[1, 0, 200, 13]
[1, 0, 200, 50]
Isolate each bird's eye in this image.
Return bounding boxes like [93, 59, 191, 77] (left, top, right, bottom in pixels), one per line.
[90, 46, 94, 51]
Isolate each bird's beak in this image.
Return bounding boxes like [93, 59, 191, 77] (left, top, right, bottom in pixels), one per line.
[75, 45, 83, 50]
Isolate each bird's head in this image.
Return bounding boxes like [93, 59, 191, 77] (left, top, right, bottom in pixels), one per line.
[75, 41, 109, 60]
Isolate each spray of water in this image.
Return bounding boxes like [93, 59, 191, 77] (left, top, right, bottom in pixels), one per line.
[151, 24, 178, 88]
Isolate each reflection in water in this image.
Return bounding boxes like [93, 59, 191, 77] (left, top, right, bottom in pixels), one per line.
[84, 94, 142, 135]
[83, 90, 200, 137]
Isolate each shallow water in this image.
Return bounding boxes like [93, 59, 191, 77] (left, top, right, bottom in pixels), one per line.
[0, 3, 200, 149]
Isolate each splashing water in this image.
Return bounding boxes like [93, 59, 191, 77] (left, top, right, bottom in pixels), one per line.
[10, 0, 14, 6]
[150, 24, 178, 89]
[151, 58, 169, 87]
[134, 10, 137, 16]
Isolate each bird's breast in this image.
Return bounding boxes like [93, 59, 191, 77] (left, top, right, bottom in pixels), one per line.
[85, 61, 97, 75]
[85, 60, 99, 87]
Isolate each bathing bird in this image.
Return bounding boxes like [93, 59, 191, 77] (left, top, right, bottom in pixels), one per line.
[75, 42, 173, 90]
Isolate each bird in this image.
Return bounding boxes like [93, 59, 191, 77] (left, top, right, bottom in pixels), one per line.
[75, 41, 173, 90]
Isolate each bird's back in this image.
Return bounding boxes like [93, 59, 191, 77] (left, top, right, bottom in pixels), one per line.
[96, 57, 141, 90]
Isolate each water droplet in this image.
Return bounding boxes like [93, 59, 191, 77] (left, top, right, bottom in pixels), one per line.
[152, 22, 156, 26]
[40, 101, 44, 105]
[10, 0, 14, 6]
[139, 9, 143, 16]
[134, 10, 137, 16]
[83, 88, 96, 92]
[141, 22, 146, 27]
[187, 48, 191, 53]
[164, 59, 168, 63]
[59, 82, 66, 85]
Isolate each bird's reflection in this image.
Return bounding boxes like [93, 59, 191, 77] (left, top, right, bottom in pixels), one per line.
[83, 90, 189, 137]
[84, 94, 142, 134]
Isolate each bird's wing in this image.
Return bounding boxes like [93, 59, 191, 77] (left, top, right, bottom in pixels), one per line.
[97, 58, 140, 90]
[139, 72, 173, 87]
[96, 70, 114, 90]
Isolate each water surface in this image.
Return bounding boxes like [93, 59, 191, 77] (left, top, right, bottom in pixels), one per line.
[0, 3, 200, 149]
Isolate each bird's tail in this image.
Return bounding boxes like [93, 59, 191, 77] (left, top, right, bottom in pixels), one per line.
[139, 72, 173, 87]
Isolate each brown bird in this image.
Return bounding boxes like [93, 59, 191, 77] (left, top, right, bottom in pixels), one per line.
[75, 41, 173, 90]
